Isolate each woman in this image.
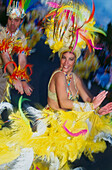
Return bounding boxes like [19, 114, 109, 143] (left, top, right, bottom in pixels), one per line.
[29, 47, 112, 169]
[48, 48, 111, 114]
[0, 50, 112, 170]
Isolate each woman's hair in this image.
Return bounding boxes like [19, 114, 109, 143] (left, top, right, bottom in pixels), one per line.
[58, 46, 81, 60]
[63, 51, 76, 58]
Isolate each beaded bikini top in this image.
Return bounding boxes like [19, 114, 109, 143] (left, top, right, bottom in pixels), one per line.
[48, 70, 79, 102]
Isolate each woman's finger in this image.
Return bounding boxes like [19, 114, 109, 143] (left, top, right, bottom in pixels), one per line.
[96, 91, 108, 98]
[95, 93, 107, 101]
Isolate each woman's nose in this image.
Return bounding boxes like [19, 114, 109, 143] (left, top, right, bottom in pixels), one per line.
[64, 59, 68, 64]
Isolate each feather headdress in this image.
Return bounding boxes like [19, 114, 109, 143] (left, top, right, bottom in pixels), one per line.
[6, 0, 39, 19]
[43, 1, 106, 60]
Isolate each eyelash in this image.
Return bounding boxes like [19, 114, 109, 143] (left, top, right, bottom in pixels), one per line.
[62, 56, 74, 61]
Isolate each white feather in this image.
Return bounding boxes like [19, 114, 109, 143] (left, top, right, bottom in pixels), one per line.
[32, 120, 47, 137]
[0, 102, 13, 114]
[0, 148, 34, 170]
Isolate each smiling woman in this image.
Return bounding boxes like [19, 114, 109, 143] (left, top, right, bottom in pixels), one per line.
[1, 1, 112, 170]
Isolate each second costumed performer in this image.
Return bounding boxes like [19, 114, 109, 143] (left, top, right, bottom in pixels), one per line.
[0, 1, 112, 170]
[0, 0, 33, 102]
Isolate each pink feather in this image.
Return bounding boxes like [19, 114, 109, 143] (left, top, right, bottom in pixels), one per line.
[72, 29, 79, 52]
[63, 120, 87, 137]
[71, 14, 75, 24]
[47, 2, 59, 8]
[88, 39, 102, 50]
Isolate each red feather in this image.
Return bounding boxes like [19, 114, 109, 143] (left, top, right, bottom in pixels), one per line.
[85, 0, 95, 24]
[79, 33, 92, 52]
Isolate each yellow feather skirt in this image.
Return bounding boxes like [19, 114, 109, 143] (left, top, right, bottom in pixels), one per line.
[0, 108, 112, 169]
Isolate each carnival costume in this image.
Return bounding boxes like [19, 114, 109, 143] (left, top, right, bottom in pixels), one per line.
[0, 0, 38, 102]
[0, 1, 112, 170]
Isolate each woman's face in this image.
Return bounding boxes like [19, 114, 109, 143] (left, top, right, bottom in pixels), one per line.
[60, 52, 76, 74]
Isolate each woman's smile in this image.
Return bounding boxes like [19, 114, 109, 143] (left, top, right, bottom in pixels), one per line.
[60, 52, 76, 74]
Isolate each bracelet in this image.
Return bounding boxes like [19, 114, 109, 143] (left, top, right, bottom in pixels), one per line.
[4, 61, 32, 84]
[73, 101, 94, 112]
[95, 106, 100, 113]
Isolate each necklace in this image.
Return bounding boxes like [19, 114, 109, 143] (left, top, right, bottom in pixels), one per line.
[63, 72, 73, 98]
[5, 27, 19, 38]
[60, 69, 79, 100]
[64, 72, 72, 87]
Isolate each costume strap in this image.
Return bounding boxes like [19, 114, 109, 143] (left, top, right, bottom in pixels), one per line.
[48, 70, 62, 89]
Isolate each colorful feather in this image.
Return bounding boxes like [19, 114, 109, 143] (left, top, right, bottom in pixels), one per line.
[63, 121, 87, 137]
[44, 1, 106, 58]
[18, 96, 29, 125]
[47, 2, 60, 8]
[79, 32, 92, 52]
[72, 29, 79, 52]
[85, 0, 95, 24]
[7, 0, 10, 7]
[9, 0, 13, 5]
[85, 26, 106, 36]
[43, 10, 57, 21]
[88, 40, 102, 50]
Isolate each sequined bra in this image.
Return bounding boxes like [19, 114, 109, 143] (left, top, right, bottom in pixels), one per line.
[48, 70, 79, 102]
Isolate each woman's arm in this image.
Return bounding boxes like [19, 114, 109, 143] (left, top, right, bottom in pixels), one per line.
[55, 72, 74, 110]
[75, 75, 108, 109]
[55, 72, 108, 111]
[75, 75, 93, 102]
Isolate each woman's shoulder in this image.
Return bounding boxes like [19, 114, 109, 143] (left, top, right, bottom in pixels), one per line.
[49, 69, 65, 87]
[51, 70, 65, 84]
[52, 69, 65, 78]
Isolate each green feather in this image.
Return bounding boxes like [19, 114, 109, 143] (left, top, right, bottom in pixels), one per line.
[18, 96, 30, 125]
[86, 26, 106, 36]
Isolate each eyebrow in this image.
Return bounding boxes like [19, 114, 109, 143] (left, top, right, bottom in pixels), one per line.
[62, 54, 75, 58]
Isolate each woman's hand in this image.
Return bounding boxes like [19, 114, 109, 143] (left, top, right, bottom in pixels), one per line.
[92, 90, 108, 109]
[98, 102, 112, 115]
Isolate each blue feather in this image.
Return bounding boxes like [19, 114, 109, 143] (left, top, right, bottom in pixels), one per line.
[7, 0, 9, 7]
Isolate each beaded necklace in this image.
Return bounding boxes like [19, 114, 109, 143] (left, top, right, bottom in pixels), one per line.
[65, 72, 72, 87]
[64, 72, 73, 99]
[62, 71, 79, 100]
[5, 27, 19, 38]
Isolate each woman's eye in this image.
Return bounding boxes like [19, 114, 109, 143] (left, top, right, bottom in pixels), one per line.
[69, 58, 74, 61]
[62, 55, 66, 59]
